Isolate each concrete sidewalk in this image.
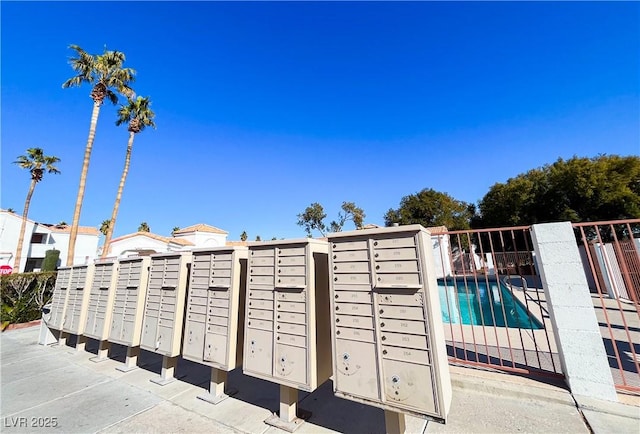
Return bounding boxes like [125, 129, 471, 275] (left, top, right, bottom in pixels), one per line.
[1, 326, 638, 434]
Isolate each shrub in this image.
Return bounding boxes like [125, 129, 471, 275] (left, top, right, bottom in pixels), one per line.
[0, 271, 57, 329]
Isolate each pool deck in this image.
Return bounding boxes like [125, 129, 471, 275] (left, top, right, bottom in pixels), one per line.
[2, 324, 639, 434]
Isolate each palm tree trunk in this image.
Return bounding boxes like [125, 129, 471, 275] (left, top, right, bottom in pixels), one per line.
[13, 179, 37, 273]
[102, 132, 135, 258]
[67, 100, 101, 266]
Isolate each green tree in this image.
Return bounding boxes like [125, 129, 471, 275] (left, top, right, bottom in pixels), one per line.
[476, 155, 640, 227]
[13, 148, 61, 272]
[62, 44, 135, 266]
[171, 227, 180, 236]
[240, 231, 248, 241]
[7, 208, 15, 213]
[297, 201, 366, 236]
[138, 222, 150, 232]
[101, 96, 156, 258]
[255, 235, 262, 241]
[384, 188, 473, 230]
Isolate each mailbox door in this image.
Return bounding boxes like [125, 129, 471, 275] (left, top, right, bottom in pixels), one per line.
[244, 328, 273, 376]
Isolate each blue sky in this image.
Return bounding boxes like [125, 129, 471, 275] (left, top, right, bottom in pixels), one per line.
[2, 1, 639, 241]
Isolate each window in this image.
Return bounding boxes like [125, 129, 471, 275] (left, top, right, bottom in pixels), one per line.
[30, 233, 47, 244]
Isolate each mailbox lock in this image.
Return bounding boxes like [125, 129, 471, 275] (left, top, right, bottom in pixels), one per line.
[343, 353, 350, 361]
[380, 322, 385, 327]
[383, 349, 388, 355]
[381, 335, 386, 341]
[335, 306, 340, 311]
[278, 304, 281, 308]
[335, 294, 339, 299]
[278, 259, 282, 264]
[333, 255, 337, 259]
[376, 265, 380, 270]
[392, 375, 400, 384]
[249, 302, 252, 306]
[334, 277, 338, 282]
[378, 277, 382, 282]
[336, 330, 341, 335]
[373, 241, 378, 246]
[277, 336, 280, 341]
[332, 244, 336, 248]
[336, 318, 340, 323]
[277, 325, 280, 330]
[277, 315, 281, 319]
[334, 265, 337, 270]
[375, 253, 379, 258]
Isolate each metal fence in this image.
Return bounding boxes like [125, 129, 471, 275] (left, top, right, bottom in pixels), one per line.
[431, 226, 563, 378]
[573, 219, 640, 394]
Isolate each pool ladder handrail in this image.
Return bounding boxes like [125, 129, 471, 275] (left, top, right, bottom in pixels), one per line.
[502, 275, 528, 292]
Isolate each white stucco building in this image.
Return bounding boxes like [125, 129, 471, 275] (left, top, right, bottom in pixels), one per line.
[0, 210, 100, 273]
[104, 223, 229, 258]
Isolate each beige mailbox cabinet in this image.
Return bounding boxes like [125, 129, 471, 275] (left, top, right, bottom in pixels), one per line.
[47, 267, 72, 330]
[244, 239, 331, 430]
[84, 259, 118, 342]
[141, 252, 191, 356]
[62, 265, 94, 337]
[328, 225, 452, 423]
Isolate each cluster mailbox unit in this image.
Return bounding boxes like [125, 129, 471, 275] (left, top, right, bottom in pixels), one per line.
[140, 251, 191, 384]
[243, 239, 332, 430]
[327, 225, 452, 430]
[46, 266, 72, 334]
[108, 256, 151, 371]
[83, 259, 119, 361]
[182, 246, 248, 403]
[62, 264, 95, 351]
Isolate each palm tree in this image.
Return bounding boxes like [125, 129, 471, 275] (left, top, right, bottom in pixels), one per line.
[240, 231, 248, 241]
[13, 148, 61, 272]
[99, 219, 111, 236]
[171, 227, 180, 236]
[62, 44, 135, 266]
[101, 96, 156, 258]
[138, 222, 150, 232]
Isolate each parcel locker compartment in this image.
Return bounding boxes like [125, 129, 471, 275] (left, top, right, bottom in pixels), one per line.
[245, 328, 273, 376]
[333, 262, 370, 273]
[247, 318, 273, 331]
[377, 292, 423, 307]
[373, 248, 417, 261]
[333, 250, 369, 262]
[335, 326, 375, 343]
[277, 265, 306, 276]
[247, 308, 272, 321]
[380, 331, 429, 351]
[189, 304, 207, 315]
[250, 248, 275, 257]
[248, 289, 273, 300]
[211, 260, 232, 269]
[335, 314, 374, 329]
[375, 273, 421, 288]
[334, 339, 380, 401]
[276, 333, 306, 348]
[381, 346, 430, 365]
[250, 256, 275, 266]
[187, 312, 206, 323]
[379, 318, 426, 335]
[210, 298, 230, 308]
[210, 268, 231, 277]
[277, 255, 305, 266]
[277, 311, 306, 325]
[275, 344, 307, 384]
[207, 324, 228, 335]
[188, 296, 208, 306]
[374, 260, 419, 273]
[277, 246, 305, 256]
[183, 321, 206, 360]
[203, 332, 228, 365]
[248, 298, 273, 310]
[331, 239, 368, 251]
[250, 266, 274, 275]
[121, 319, 137, 344]
[382, 359, 436, 414]
[277, 322, 306, 336]
[334, 290, 372, 304]
[156, 325, 174, 353]
[333, 273, 370, 285]
[372, 236, 416, 249]
[249, 275, 274, 286]
[208, 306, 229, 317]
[110, 314, 123, 339]
[276, 291, 306, 302]
[141, 317, 158, 348]
[276, 301, 306, 313]
[276, 275, 306, 287]
[379, 305, 425, 321]
[334, 302, 373, 317]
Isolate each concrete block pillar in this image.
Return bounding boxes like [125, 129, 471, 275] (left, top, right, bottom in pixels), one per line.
[531, 222, 617, 402]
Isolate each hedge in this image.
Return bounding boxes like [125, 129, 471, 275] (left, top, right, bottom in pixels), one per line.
[1, 271, 57, 329]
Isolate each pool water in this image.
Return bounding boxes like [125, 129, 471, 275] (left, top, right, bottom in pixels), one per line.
[437, 278, 543, 330]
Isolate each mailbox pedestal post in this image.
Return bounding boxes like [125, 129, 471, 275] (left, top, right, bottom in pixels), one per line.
[384, 410, 407, 434]
[75, 335, 87, 352]
[197, 368, 237, 404]
[264, 385, 308, 432]
[90, 340, 110, 362]
[151, 355, 178, 385]
[117, 346, 140, 372]
[57, 331, 68, 347]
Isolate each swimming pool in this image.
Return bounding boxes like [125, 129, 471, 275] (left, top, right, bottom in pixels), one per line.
[437, 278, 543, 330]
